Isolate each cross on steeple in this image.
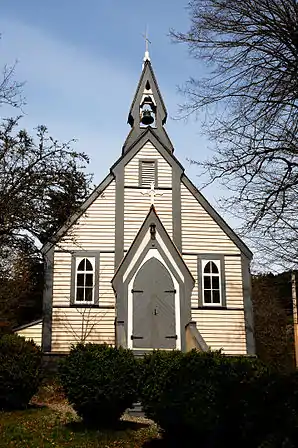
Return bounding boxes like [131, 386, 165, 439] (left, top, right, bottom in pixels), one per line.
[141, 182, 163, 205]
[142, 27, 151, 64]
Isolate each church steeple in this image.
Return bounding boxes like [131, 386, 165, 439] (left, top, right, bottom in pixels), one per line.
[122, 52, 174, 154]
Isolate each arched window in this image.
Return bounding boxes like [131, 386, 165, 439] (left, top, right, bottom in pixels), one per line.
[75, 257, 95, 303]
[202, 260, 221, 305]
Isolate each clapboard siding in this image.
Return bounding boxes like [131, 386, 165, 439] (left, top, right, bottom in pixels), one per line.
[58, 180, 115, 251]
[99, 252, 115, 306]
[124, 141, 172, 187]
[181, 183, 240, 254]
[192, 309, 247, 354]
[53, 252, 72, 306]
[183, 254, 198, 308]
[16, 322, 42, 346]
[225, 256, 244, 308]
[124, 189, 172, 250]
[51, 308, 115, 352]
[52, 252, 115, 307]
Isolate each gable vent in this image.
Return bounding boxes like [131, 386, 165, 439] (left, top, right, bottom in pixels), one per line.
[140, 160, 157, 187]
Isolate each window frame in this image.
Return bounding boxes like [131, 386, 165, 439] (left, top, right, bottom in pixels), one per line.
[75, 256, 96, 304]
[138, 159, 158, 188]
[71, 252, 100, 307]
[197, 254, 226, 308]
[201, 260, 222, 306]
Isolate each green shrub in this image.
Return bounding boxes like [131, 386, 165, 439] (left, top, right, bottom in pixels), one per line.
[59, 343, 140, 427]
[0, 334, 42, 410]
[140, 350, 294, 446]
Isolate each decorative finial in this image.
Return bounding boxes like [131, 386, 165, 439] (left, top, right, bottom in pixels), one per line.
[142, 26, 151, 66]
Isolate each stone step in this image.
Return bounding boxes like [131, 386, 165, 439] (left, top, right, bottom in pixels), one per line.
[126, 402, 145, 418]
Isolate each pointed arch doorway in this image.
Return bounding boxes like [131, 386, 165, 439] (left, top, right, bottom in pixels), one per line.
[131, 257, 176, 350]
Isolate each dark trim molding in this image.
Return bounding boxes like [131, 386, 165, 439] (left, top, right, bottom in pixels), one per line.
[70, 251, 100, 306]
[42, 248, 54, 352]
[14, 319, 43, 332]
[124, 185, 172, 191]
[191, 306, 244, 311]
[53, 305, 115, 309]
[242, 255, 256, 355]
[197, 254, 227, 308]
[172, 164, 182, 252]
[114, 165, 124, 269]
[182, 252, 242, 258]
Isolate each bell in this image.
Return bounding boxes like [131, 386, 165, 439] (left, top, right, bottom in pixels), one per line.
[141, 109, 154, 125]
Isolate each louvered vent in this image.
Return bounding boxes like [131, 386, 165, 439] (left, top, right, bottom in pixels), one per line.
[141, 161, 156, 187]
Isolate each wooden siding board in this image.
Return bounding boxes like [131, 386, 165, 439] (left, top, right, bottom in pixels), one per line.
[99, 252, 116, 306]
[124, 189, 172, 250]
[181, 184, 240, 254]
[57, 181, 116, 251]
[191, 309, 247, 354]
[16, 323, 42, 346]
[51, 308, 115, 352]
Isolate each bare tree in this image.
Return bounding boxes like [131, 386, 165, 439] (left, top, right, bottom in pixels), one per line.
[0, 118, 93, 326]
[0, 117, 92, 250]
[172, 0, 298, 268]
[0, 34, 24, 109]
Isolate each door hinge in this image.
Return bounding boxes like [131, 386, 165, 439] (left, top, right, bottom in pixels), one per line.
[164, 289, 176, 293]
[165, 335, 178, 340]
[131, 289, 143, 293]
[131, 335, 144, 340]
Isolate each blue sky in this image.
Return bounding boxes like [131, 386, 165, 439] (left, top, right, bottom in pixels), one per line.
[0, 1, 233, 220]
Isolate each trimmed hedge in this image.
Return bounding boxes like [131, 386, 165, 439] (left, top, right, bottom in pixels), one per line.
[0, 334, 42, 410]
[140, 350, 298, 447]
[59, 343, 139, 427]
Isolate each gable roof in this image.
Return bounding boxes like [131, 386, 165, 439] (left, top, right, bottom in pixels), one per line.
[42, 126, 252, 260]
[112, 205, 195, 287]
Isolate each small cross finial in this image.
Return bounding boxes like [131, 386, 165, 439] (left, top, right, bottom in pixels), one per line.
[142, 26, 151, 64]
[141, 182, 163, 205]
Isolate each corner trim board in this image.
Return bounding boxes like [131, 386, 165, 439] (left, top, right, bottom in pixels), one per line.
[242, 255, 256, 355]
[114, 165, 125, 269]
[42, 248, 54, 352]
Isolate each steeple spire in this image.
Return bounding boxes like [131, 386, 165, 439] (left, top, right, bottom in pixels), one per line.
[122, 45, 174, 154]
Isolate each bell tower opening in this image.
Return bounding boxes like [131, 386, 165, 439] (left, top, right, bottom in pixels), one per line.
[140, 81, 156, 127]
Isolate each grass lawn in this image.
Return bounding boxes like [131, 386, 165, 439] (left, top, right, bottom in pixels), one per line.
[0, 383, 161, 448]
[0, 407, 160, 448]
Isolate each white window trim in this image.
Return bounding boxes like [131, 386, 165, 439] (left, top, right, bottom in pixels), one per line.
[74, 256, 96, 305]
[201, 259, 222, 306]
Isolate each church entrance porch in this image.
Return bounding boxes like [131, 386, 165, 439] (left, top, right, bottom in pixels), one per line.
[112, 206, 196, 353]
[132, 257, 176, 350]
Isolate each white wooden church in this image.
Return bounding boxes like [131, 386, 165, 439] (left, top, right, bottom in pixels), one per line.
[17, 50, 255, 356]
